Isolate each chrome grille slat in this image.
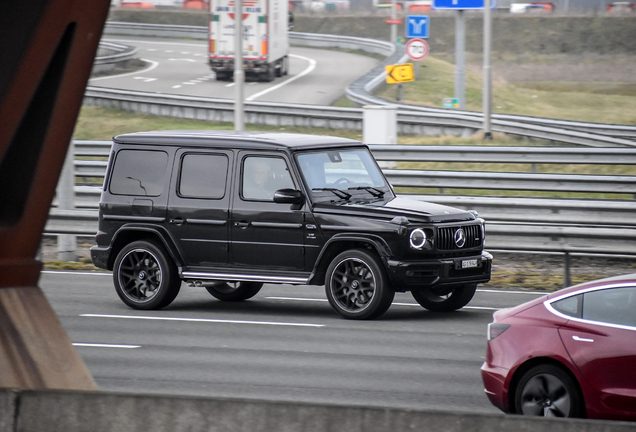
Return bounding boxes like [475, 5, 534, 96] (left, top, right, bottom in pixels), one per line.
[436, 224, 482, 251]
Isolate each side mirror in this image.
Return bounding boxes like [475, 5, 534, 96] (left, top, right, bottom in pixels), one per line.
[274, 188, 304, 205]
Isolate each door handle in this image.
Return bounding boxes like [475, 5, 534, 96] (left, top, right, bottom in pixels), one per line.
[234, 221, 250, 228]
[572, 335, 594, 343]
[169, 218, 185, 226]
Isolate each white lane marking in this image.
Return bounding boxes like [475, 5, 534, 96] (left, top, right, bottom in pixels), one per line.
[169, 58, 197, 62]
[226, 83, 235, 87]
[73, 343, 141, 349]
[478, 289, 546, 296]
[41, 271, 111, 275]
[89, 58, 159, 81]
[133, 77, 157, 82]
[173, 85, 182, 88]
[245, 54, 316, 101]
[81, 314, 324, 328]
[267, 297, 498, 311]
[268, 296, 327, 302]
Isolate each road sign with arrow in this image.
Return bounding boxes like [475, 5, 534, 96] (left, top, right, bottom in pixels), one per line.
[385, 63, 414, 84]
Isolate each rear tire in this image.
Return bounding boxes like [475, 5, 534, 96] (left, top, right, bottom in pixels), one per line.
[515, 364, 584, 418]
[325, 249, 394, 320]
[262, 64, 275, 82]
[411, 284, 476, 312]
[113, 240, 181, 310]
[205, 282, 263, 301]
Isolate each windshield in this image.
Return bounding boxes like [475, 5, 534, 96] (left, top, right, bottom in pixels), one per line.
[296, 148, 392, 201]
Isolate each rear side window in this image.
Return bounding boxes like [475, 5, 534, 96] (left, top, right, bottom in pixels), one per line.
[178, 153, 228, 199]
[109, 150, 168, 196]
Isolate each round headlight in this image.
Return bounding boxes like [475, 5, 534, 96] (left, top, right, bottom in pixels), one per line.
[409, 228, 427, 249]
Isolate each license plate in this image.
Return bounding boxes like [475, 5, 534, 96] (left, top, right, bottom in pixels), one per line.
[462, 259, 478, 269]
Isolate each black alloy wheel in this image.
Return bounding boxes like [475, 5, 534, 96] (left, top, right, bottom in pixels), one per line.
[411, 284, 477, 312]
[515, 364, 584, 418]
[325, 249, 394, 320]
[113, 240, 181, 310]
[205, 281, 263, 301]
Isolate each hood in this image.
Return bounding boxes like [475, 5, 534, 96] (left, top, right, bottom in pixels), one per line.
[313, 196, 476, 224]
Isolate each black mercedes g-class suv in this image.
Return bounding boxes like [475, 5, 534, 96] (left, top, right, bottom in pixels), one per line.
[91, 131, 492, 319]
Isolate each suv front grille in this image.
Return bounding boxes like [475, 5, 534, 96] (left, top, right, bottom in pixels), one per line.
[437, 224, 482, 251]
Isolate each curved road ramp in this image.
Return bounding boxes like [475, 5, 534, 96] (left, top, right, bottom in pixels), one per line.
[2, 389, 636, 432]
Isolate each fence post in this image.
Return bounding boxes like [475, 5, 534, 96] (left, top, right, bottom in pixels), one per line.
[56, 139, 77, 261]
[563, 252, 572, 288]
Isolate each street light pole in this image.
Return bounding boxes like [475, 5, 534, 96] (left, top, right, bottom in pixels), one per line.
[234, 0, 245, 131]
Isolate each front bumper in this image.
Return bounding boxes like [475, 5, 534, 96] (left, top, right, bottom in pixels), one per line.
[386, 250, 492, 290]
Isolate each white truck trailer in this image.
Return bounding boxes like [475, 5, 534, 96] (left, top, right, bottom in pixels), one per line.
[208, 0, 289, 81]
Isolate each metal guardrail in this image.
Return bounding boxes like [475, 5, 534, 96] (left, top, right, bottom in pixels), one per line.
[48, 142, 636, 266]
[93, 41, 138, 74]
[71, 141, 636, 197]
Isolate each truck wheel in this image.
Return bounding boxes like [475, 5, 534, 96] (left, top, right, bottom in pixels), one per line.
[113, 240, 181, 310]
[206, 282, 263, 301]
[262, 64, 275, 82]
[275, 59, 283, 77]
[325, 249, 394, 320]
[411, 284, 476, 312]
[215, 71, 231, 81]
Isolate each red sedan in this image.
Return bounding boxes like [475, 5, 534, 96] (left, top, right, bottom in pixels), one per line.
[481, 273, 636, 421]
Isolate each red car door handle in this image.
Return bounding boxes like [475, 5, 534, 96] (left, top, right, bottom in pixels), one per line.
[572, 335, 594, 343]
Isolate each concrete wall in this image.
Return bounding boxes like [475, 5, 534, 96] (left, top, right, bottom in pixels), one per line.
[2, 388, 636, 432]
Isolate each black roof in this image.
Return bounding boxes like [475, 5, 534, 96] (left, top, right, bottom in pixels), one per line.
[113, 130, 364, 151]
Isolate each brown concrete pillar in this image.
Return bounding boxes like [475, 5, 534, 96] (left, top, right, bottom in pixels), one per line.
[0, 0, 110, 390]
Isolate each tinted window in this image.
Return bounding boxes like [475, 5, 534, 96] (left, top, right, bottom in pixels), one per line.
[110, 150, 168, 196]
[583, 286, 636, 328]
[179, 153, 228, 199]
[242, 156, 294, 201]
[552, 294, 582, 318]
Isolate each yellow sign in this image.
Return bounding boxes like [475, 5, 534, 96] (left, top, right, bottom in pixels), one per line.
[385, 63, 414, 84]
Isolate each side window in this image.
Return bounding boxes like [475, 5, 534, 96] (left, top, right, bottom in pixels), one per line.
[179, 153, 228, 199]
[109, 150, 168, 196]
[242, 156, 294, 201]
[552, 294, 582, 319]
[582, 286, 636, 328]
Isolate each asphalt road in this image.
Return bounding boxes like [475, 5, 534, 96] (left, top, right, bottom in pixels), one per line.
[40, 270, 545, 414]
[91, 36, 380, 105]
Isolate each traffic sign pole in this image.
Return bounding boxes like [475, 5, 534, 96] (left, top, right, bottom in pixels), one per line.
[483, 0, 493, 139]
[454, 10, 466, 110]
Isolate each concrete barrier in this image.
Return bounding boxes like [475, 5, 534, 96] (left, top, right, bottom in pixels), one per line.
[2, 388, 636, 432]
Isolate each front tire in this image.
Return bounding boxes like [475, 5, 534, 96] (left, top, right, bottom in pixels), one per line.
[411, 284, 476, 312]
[205, 281, 263, 301]
[113, 240, 181, 310]
[515, 364, 584, 418]
[325, 249, 394, 320]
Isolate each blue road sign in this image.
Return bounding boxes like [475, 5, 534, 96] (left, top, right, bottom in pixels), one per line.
[406, 16, 429, 39]
[432, 0, 496, 9]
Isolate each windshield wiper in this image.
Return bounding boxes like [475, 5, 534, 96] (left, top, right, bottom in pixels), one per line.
[348, 186, 385, 198]
[312, 188, 351, 200]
